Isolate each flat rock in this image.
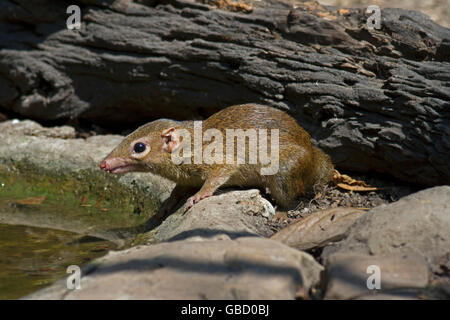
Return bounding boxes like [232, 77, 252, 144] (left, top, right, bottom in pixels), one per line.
[0, 119, 76, 139]
[24, 236, 323, 300]
[270, 207, 366, 251]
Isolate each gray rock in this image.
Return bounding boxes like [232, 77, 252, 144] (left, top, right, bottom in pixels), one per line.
[322, 186, 450, 266]
[0, 119, 76, 139]
[321, 186, 450, 299]
[323, 252, 430, 300]
[151, 189, 276, 243]
[24, 236, 323, 300]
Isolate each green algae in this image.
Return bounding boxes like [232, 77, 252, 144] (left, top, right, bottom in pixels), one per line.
[0, 162, 161, 241]
[0, 161, 163, 298]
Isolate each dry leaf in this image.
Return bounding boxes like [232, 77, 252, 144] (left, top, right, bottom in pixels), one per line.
[336, 183, 378, 192]
[333, 170, 377, 192]
[14, 196, 46, 205]
[92, 245, 109, 252]
[338, 9, 350, 15]
[95, 195, 104, 208]
[37, 267, 54, 272]
[274, 211, 290, 223]
[204, 0, 253, 13]
[312, 192, 323, 200]
[316, 11, 338, 20]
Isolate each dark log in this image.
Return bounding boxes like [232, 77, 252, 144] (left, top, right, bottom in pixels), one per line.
[0, 0, 449, 186]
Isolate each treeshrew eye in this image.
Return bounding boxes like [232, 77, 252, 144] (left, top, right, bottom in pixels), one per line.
[133, 142, 146, 153]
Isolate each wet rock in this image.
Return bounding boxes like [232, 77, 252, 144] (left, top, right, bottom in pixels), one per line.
[24, 236, 323, 300]
[270, 207, 366, 251]
[0, 121, 172, 203]
[0, 122, 173, 242]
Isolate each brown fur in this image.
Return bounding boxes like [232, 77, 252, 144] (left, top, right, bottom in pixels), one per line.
[101, 104, 334, 208]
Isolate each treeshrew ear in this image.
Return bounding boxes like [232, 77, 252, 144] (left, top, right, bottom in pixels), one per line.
[161, 127, 180, 153]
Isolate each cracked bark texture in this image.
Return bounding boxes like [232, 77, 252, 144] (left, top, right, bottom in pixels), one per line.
[0, 0, 449, 186]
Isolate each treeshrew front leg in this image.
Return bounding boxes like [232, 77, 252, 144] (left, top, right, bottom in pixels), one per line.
[185, 169, 233, 211]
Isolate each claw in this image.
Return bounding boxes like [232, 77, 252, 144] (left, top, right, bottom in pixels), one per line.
[184, 191, 214, 212]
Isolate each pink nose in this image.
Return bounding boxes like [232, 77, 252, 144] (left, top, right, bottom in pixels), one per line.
[100, 160, 108, 171]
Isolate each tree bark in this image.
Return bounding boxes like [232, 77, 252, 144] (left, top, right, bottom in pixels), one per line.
[0, 0, 449, 185]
